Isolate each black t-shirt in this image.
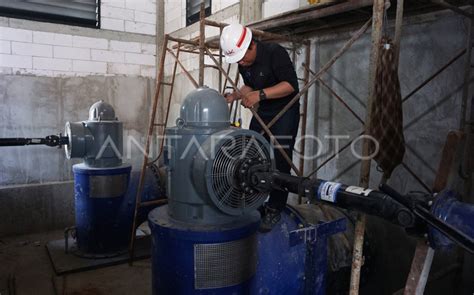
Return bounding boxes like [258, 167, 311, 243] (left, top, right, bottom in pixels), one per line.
[238, 41, 300, 117]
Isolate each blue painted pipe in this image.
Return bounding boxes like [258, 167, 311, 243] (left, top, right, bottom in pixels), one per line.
[429, 190, 474, 250]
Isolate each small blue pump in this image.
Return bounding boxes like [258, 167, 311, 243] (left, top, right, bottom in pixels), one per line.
[63, 101, 132, 256]
[0, 101, 163, 258]
[65, 101, 164, 257]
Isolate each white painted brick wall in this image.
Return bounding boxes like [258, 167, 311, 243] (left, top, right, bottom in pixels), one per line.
[0, 40, 11, 54]
[73, 36, 108, 50]
[165, 18, 181, 34]
[135, 11, 156, 25]
[100, 0, 157, 36]
[125, 52, 155, 65]
[110, 40, 141, 53]
[164, 0, 183, 34]
[33, 31, 72, 47]
[92, 49, 124, 63]
[221, 0, 239, 10]
[73, 60, 107, 74]
[102, 0, 126, 9]
[125, 0, 156, 12]
[101, 18, 125, 31]
[166, 5, 181, 19]
[54, 46, 90, 60]
[125, 21, 156, 35]
[102, 5, 135, 20]
[12, 42, 52, 57]
[0, 27, 32, 42]
[0, 28, 156, 77]
[141, 43, 156, 55]
[33, 57, 72, 71]
[212, 0, 238, 12]
[0, 53, 32, 68]
[263, 0, 301, 18]
[0, 0, 158, 78]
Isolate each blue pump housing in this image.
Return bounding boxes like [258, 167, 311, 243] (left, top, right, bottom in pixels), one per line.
[73, 164, 163, 256]
[149, 205, 260, 295]
[73, 163, 132, 255]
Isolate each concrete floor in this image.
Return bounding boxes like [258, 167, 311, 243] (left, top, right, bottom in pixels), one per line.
[0, 227, 470, 295]
[0, 231, 151, 295]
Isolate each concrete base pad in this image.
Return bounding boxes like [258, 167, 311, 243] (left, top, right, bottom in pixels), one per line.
[46, 237, 151, 275]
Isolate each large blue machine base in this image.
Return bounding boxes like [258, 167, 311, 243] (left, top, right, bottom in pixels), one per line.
[149, 205, 260, 295]
[149, 205, 346, 295]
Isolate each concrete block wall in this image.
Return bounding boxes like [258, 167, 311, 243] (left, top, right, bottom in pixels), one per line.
[101, 0, 157, 35]
[0, 26, 157, 78]
[263, 0, 302, 18]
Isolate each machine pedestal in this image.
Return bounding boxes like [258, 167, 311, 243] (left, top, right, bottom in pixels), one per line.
[149, 205, 260, 295]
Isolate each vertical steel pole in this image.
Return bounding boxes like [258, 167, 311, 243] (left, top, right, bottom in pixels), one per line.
[393, 0, 404, 66]
[298, 43, 311, 204]
[219, 26, 223, 92]
[349, 0, 385, 294]
[299, 43, 310, 175]
[198, 1, 205, 86]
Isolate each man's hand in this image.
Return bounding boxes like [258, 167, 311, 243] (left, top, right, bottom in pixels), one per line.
[242, 91, 260, 108]
[224, 92, 239, 103]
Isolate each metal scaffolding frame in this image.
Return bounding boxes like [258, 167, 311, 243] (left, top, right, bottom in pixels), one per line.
[128, 1, 473, 294]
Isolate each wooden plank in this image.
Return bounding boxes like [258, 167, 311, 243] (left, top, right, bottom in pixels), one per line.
[248, 0, 373, 31]
[403, 242, 434, 295]
[433, 131, 466, 192]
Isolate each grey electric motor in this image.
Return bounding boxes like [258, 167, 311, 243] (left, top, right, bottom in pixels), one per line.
[64, 100, 124, 167]
[149, 87, 275, 293]
[165, 87, 275, 224]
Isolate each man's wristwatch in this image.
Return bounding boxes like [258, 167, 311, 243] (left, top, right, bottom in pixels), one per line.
[259, 89, 267, 101]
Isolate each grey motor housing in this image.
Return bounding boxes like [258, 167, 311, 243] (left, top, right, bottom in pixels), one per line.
[65, 100, 123, 168]
[165, 87, 274, 225]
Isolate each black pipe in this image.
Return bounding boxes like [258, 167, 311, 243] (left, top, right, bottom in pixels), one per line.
[0, 138, 43, 146]
[0, 135, 68, 147]
[253, 171, 415, 228]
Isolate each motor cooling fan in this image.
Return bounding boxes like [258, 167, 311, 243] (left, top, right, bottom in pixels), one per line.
[192, 129, 274, 216]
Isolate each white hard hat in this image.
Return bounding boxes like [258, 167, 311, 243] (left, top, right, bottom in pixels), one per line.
[220, 24, 253, 64]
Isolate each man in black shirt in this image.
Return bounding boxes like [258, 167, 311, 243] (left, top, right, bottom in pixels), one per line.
[221, 24, 300, 232]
